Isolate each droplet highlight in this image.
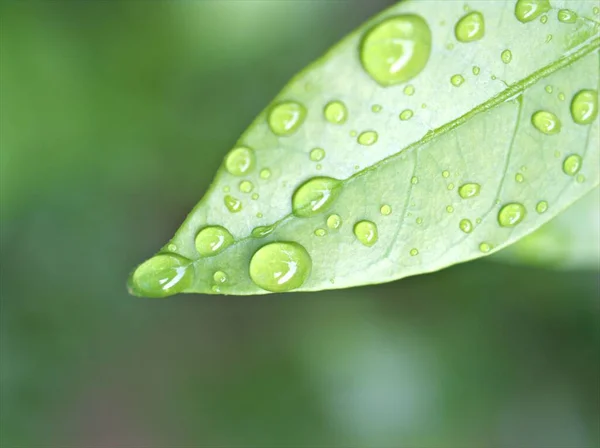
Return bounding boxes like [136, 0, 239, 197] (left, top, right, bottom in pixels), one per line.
[128, 253, 192, 298]
[225, 146, 255, 176]
[268, 101, 306, 136]
[455, 11, 485, 42]
[458, 183, 481, 199]
[249, 242, 312, 292]
[459, 218, 473, 233]
[515, 0, 551, 23]
[557, 9, 577, 23]
[292, 177, 342, 218]
[195, 226, 234, 257]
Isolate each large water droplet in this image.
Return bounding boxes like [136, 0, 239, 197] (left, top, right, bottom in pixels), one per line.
[536, 200, 548, 214]
[354, 220, 378, 247]
[195, 226, 234, 257]
[225, 146, 255, 176]
[310, 148, 326, 162]
[327, 214, 342, 230]
[570, 89, 598, 125]
[558, 9, 577, 23]
[458, 183, 481, 199]
[455, 11, 485, 42]
[249, 242, 312, 292]
[531, 110, 561, 134]
[128, 253, 192, 298]
[292, 177, 342, 218]
[268, 101, 306, 136]
[358, 131, 378, 146]
[498, 202, 527, 227]
[459, 218, 473, 233]
[324, 100, 348, 124]
[515, 0, 551, 23]
[562, 154, 582, 176]
[224, 195, 242, 213]
[360, 14, 432, 86]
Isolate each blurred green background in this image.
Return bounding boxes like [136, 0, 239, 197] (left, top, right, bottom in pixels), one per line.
[1, 1, 598, 447]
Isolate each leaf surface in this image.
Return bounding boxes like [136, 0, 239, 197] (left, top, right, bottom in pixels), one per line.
[129, 0, 600, 297]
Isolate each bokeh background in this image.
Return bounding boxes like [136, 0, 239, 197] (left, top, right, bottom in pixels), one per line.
[1, 1, 599, 447]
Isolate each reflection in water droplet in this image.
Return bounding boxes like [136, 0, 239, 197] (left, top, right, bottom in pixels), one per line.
[327, 214, 342, 230]
[360, 14, 432, 86]
[404, 85, 415, 96]
[251, 225, 275, 238]
[399, 109, 414, 121]
[535, 200, 548, 214]
[451, 74, 465, 87]
[213, 271, 228, 284]
[459, 218, 473, 233]
[501, 49, 512, 64]
[562, 154, 582, 176]
[314, 228, 326, 237]
[310, 148, 326, 162]
[515, 0, 551, 23]
[195, 226, 234, 257]
[225, 146, 255, 176]
[292, 177, 342, 218]
[239, 180, 254, 193]
[268, 101, 306, 136]
[324, 100, 348, 124]
[531, 110, 561, 134]
[354, 221, 378, 247]
[249, 242, 312, 292]
[380, 204, 392, 215]
[358, 131, 378, 146]
[260, 168, 271, 180]
[458, 183, 481, 199]
[479, 242, 492, 253]
[558, 9, 577, 23]
[128, 253, 192, 298]
[455, 11, 485, 42]
[224, 195, 242, 213]
[410, 248, 419, 256]
[570, 89, 598, 125]
[498, 202, 527, 227]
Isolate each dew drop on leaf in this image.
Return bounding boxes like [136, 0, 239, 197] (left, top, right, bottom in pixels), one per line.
[327, 214, 342, 230]
[515, 173, 524, 183]
[360, 14, 432, 86]
[558, 92, 566, 101]
[403, 85, 415, 96]
[557, 9, 577, 23]
[576, 174, 586, 183]
[354, 220, 378, 247]
[357, 130, 378, 146]
[455, 11, 485, 42]
[239, 180, 253, 193]
[195, 226, 234, 257]
[324, 100, 348, 124]
[292, 177, 342, 217]
[459, 218, 473, 233]
[515, 0, 551, 23]
[380, 204, 392, 215]
[167, 243, 177, 252]
[411, 176, 419, 184]
[399, 109, 414, 121]
[410, 248, 419, 256]
[451, 74, 465, 87]
[479, 242, 492, 253]
[531, 110, 561, 134]
[314, 228, 327, 237]
[446, 205, 455, 213]
[562, 154, 582, 176]
[251, 225, 275, 238]
[259, 168, 271, 180]
[268, 101, 306, 136]
[310, 148, 326, 162]
[224, 195, 242, 213]
[570, 89, 598, 125]
[472, 66, 481, 75]
[458, 182, 481, 199]
[249, 242, 312, 292]
[442, 170, 450, 178]
[535, 200, 548, 214]
[501, 49, 513, 64]
[251, 193, 259, 200]
[545, 85, 553, 93]
[128, 253, 193, 298]
[225, 146, 255, 176]
[213, 271, 228, 284]
[498, 202, 527, 227]
[371, 104, 382, 113]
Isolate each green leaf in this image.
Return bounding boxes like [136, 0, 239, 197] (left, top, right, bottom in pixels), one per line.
[128, 0, 600, 297]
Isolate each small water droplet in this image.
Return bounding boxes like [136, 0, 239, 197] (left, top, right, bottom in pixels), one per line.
[476, 218, 482, 224]
[223, 186, 230, 193]
[531, 110, 561, 134]
[268, 101, 306, 136]
[195, 226, 234, 257]
[545, 85, 553, 93]
[562, 154, 582, 176]
[491, 75, 497, 80]
[167, 243, 177, 252]
[225, 146, 255, 176]
[349, 130, 357, 137]
[554, 150, 561, 158]
[256, 212, 263, 218]
[409, 248, 419, 256]
[501, 49, 512, 64]
[260, 168, 271, 180]
[447, 183, 455, 190]
[459, 218, 473, 233]
[358, 131, 378, 146]
[451, 74, 465, 87]
[515, 0, 551, 22]
[399, 109, 414, 121]
[128, 253, 192, 298]
[479, 242, 492, 253]
[404, 85, 415, 96]
[249, 242, 312, 292]
[498, 202, 527, 227]
[224, 195, 242, 213]
[540, 14, 548, 23]
[594, 6, 600, 15]
[371, 104, 382, 113]
[557, 9, 577, 23]
[310, 148, 326, 162]
[515, 173, 524, 183]
[251, 225, 275, 238]
[472, 66, 481, 75]
[360, 14, 432, 86]
[442, 170, 450, 178]
[458, 182, 481, 199]
[314, 228, 327, 237]
[354, 221, 378, 247]
[239, 180, 254, 193]
[558, 92, 566, 101]
[251, 193, 259, 200]
[446, 205, 454, 213]
[535, 200, 548, 214]
[570, 89, 598, 125]
[411, 176, 419, 185]
[327, 214, 342, 230]
[576, 174, 586, 183]
[446, 42, 455, 50]
[213, 271, 228, 284]
[324, 100, 348, 124]
[380, 204, 392, 215]
[416, 217, 423, 225]
[455, 11, 485, 42]
[292, 177, 342, 218]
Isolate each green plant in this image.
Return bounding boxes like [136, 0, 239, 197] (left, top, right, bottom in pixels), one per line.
[128, 0, 599, 298]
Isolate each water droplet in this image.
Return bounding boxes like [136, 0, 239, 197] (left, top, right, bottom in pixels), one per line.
[354, 221, 378, 247]
[268, 101, 306, 136]
[380, 204, 392, 215]
[411, 176, 419, 185]
[446, 42, 455, 50]
[256, 212, 263, 218]
[249, 242, 312, 292]
[515, 0, 551, 23]
[451, 74, 465, 87]
[479, 242, 492, 253]
[314, 228, 326, 237]
[557, 9, 577, 23]
[472, 66, 481, 75]
[410, 248, 419, 256]
[349, 130, 357, 137]
[476, 218, 482, 224]
[251, 193, 259, 200]
[360, 14, 432, 86]
[128, 253, 192, 298]
[416, 217, 423, 225]
[358, 131, 378, 146]
[459, 218, 473, 233]
[535, 200, 548, 214]
[545, 85, 553, 93]
[446, 205, 454, 213]
[404, 85, 415, 96]
[251, 225, 275, 238]
[442, 170, 450, 178]
[576, 174, 585, 183]
[224, 195, 242, 213]
[327, 214, 342, 230]
[167, 243, 177, 252]
[371, 104, 382, 113]
[515, 173, 524, 183]
[324, 100, 348, 124]
[399, 109, 414, 121]
[225, 146, 255, 176]
[223, 186, 230, 193]
[292, 177, 342, 218]
[501, 49, 512, 64]
[562, 154, 582, 176]
[498, 202, 527, 227]
[213, 271, 228, 284]
[545, 34, 553, 43]
[195, 226, 234, 257]
[594, 6, 600, 15]
[531, 110, 561, 135]
[558, 92, 566, 101]
[316, 164, 323, 171]
[239, 180, 254, 193]
[310, 148, 326, 162]
[458, 182, 480, 199]
[570, 89, 598, 125]
[455, 11, 485, 42]
[554, 150, 561, 158]
[491, 75, 497, 80]
[447, 183, 455, 190]
[260, 168, 271, 180]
